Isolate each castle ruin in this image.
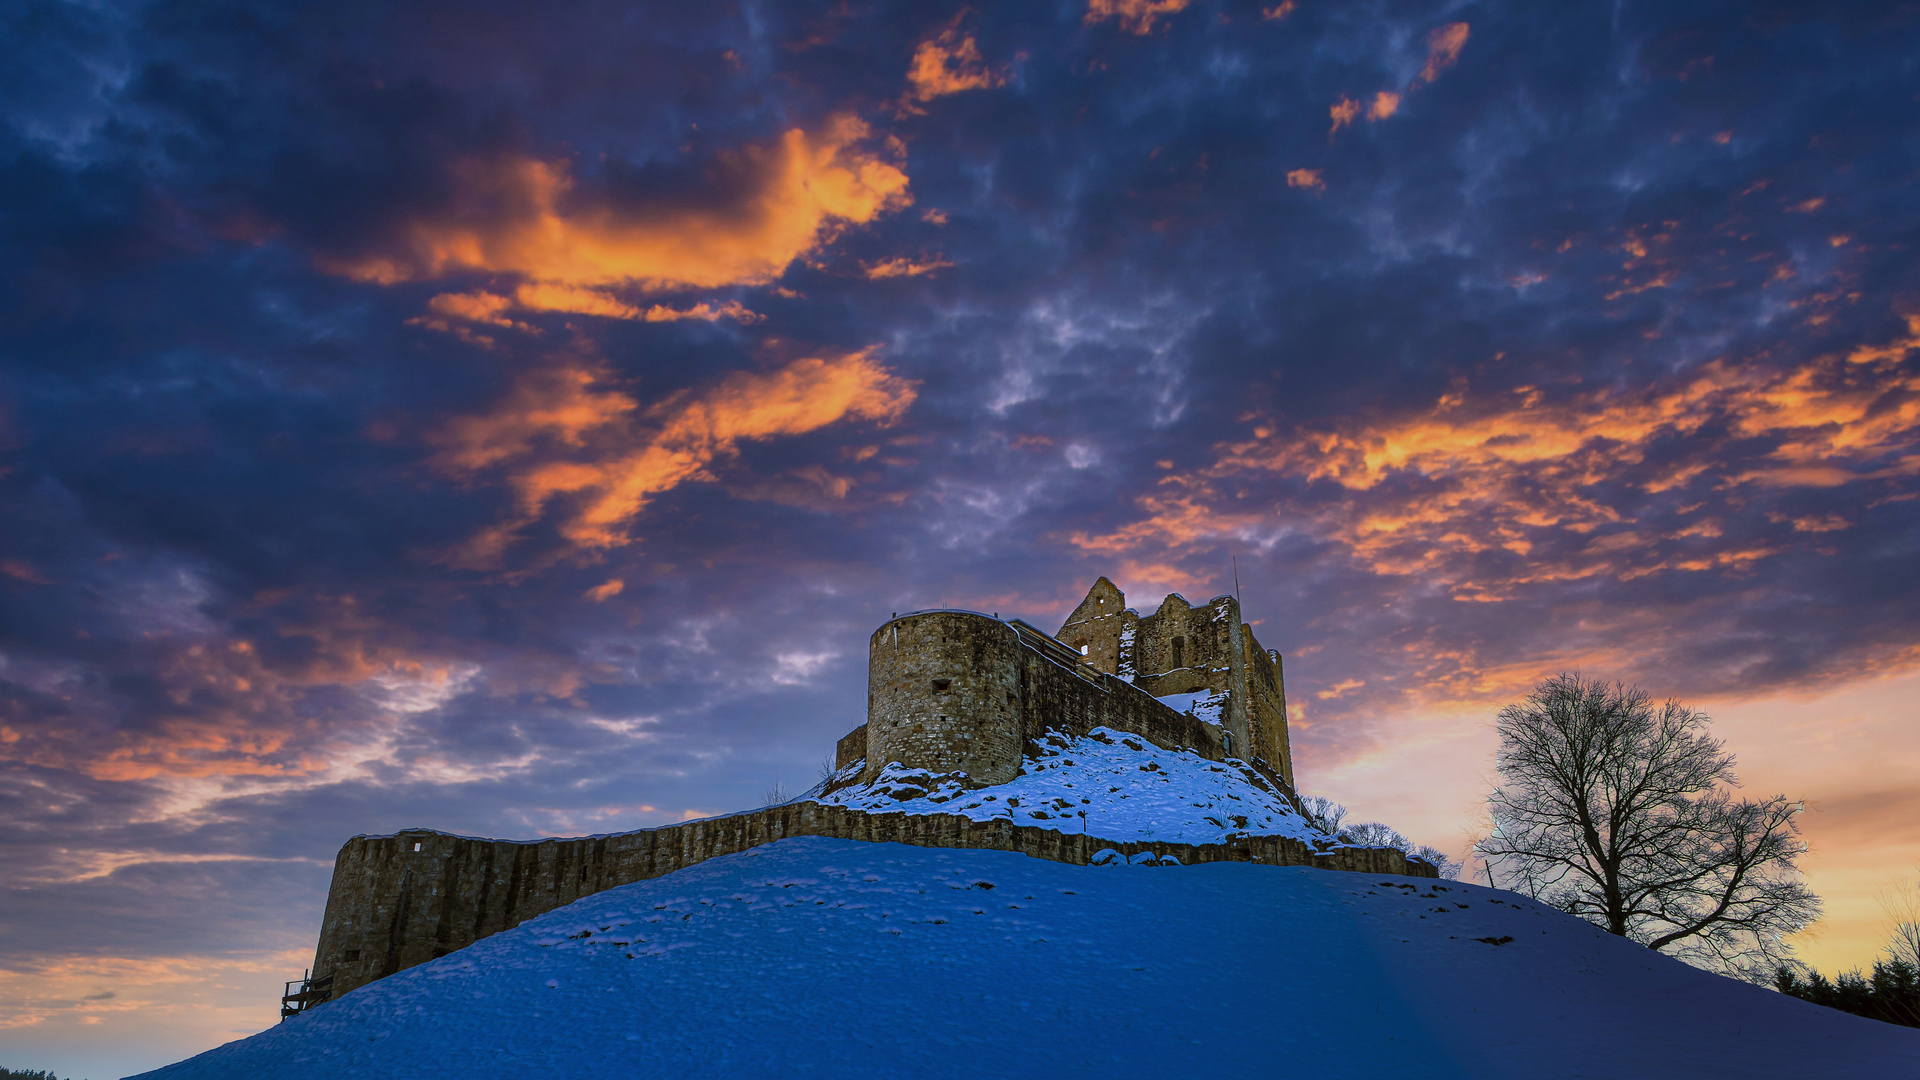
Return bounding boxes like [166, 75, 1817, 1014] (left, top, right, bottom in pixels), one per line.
[289, 577, 1408, 1015]
[835, 577, 1293, 794]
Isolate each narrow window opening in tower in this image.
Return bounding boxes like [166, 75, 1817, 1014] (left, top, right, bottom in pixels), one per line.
[932, 679, 951, 692]
[1172, 637, 1185, 669]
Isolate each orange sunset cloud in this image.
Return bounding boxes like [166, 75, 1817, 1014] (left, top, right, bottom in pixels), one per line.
[1330, 91, 1402, 136]
[1418, 22, 1471, 85]
[1327, 22, 1467, 139]
[1286, 168, 1325, 192]
[421, 286, 763, 330]
[1085, 0, 1189, 35]
[323, 115, 910, 299]
[436, 349, 917, 556]
[906, 25, 1008, 103]
[1329, 96, 1361, 135]
[863, 255, 954, 279]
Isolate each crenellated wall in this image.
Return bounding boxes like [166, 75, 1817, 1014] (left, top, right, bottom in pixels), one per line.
[309, 802, 1435, 1004]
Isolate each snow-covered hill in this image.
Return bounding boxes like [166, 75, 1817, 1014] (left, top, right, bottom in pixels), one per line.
[136, 836, 1919, 1079]
[818, 725, 1323, 846]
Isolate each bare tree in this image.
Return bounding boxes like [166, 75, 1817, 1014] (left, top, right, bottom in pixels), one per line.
[1881, 872, 1920, 971]
[1300, 796, 1348, 837]
[1337, 821, 1407, 848]
[1478, 673, 1819, 980]
[1408, 844, 1465, 880]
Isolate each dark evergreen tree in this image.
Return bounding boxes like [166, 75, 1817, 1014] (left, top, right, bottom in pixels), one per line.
[1775, 959, 1920, 1028]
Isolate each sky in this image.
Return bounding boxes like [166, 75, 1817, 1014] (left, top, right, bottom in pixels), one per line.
[2, 0, 1918, 1075]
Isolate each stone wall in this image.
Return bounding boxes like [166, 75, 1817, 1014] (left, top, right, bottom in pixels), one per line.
[1009, 622, 1241, 766]
[1242, 640, 1292, 788]
[310, 802, 1435, 1004]
[834, 725, 867, 771]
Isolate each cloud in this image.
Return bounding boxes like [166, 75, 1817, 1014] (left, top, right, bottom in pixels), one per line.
[435, 349, 918, 555]
[1084, 0, 1189, 36]
[1329, 96, 1361, 135]
[1331, 91, 1401, 135]
[1328, 90, 1405, 135]
[431, 366, 639, 473]
[862, 256, 954, 279]
[0, 592, 482, 793]
[419, 286, 762, 329]
[584, 578, 624, 601]
[1417, 22, 1470, 85]
[2, 559, 51, 584]
[905, 26, 1008, 103]
[1286, 169, 1325, 192]
[319, 115, 911, 294]
[425, 291, 526, 329]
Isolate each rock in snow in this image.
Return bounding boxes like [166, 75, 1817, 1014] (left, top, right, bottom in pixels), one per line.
[135, 836, 1918, 1079]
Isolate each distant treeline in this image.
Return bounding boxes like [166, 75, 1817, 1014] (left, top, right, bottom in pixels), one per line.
[1776, 959, 1920, 1028]
[1, 1070, 69, 1080]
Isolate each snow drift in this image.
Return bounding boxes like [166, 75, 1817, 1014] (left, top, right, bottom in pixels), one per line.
[136, 836, 1919, 1079]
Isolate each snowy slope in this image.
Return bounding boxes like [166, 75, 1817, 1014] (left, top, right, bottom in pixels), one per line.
[137, 837, 1920, 1080]
[818, 725, 1322, 846]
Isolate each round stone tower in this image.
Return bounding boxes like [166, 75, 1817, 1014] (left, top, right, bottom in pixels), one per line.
[866, 611, 1024, 786]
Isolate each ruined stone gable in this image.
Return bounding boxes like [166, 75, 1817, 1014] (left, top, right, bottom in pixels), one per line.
[1056, 577, 1293, 787]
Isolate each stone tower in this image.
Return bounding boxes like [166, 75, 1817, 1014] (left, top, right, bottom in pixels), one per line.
[1057, 577, 1292, 786]
[864, 611, 1027, 786]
